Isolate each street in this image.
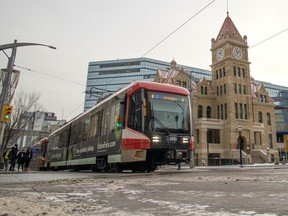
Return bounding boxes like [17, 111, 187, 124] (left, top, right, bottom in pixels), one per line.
[0, 165, 288, 216]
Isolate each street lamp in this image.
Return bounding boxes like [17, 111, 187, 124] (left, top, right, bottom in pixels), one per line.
[238, 125, 243, 167]
[0, 40, 56, 150]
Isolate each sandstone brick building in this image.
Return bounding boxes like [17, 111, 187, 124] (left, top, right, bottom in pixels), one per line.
[155, 14, 278, 165]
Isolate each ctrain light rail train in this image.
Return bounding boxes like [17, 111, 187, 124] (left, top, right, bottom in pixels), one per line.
[37, 81, 193, 172]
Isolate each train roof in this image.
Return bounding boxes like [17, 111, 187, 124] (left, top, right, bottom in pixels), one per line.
[49, 81, 190, 136]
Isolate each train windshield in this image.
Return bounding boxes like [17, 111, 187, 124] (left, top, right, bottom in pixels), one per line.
[148, 91, 190, 133]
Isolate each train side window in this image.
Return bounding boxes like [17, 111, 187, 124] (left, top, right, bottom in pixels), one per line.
[60, 130, 68, 147]
[128, 90, 143, 132]
[78, 121, 83, 143]
[90, 113, 99, 138]
[110, 102, 116, 132]
[109, 99, 122, 132]
[71, 124, 78, 144]
[83, 117, 90, 141]
[101, 104, 110, 136]
[128, 94, 136, 128]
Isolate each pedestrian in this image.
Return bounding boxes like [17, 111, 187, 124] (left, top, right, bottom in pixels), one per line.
[9, 144, 18, 171]
[2, 147, 11, 171]
[17, 148, 25, 171]
[24, 147, 33, 172]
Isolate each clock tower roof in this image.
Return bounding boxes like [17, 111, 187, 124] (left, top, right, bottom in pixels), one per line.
[214, 14, 245, 45]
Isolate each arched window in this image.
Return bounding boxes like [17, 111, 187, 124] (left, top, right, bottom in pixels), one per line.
[267, 113, 271, 125]
[201, 86, 204, 94]
[207, 106, 212, 118]
[198, 105, 203, 118]
[258, 111, 263, 123]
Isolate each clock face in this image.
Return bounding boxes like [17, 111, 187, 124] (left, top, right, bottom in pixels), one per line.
[233, 47, 242, 59]
[216, 48, 224, 60]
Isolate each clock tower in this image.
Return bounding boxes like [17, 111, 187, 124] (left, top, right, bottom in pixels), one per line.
[210, 12, 253, 155]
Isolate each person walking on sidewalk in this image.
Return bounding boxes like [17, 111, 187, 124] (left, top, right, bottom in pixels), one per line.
[24, 147, 33, 172]
[9, 144, 18, 171]
[2, 147, 11, 171]
[17, 148, 25, 171]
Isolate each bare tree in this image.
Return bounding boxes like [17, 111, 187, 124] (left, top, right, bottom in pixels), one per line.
[1, 91, 44, 150]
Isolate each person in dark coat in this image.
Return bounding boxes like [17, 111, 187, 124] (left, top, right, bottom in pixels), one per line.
[9, 144, 18, 171]
[17, 148, 25, 171]
[24, 147, 33, 172]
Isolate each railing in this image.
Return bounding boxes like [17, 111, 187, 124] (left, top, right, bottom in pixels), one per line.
[253, 149, 268, 162]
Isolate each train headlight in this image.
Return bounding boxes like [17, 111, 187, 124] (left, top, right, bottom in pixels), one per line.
[182, 137, 189, 144]
[152, 136, 161, 143]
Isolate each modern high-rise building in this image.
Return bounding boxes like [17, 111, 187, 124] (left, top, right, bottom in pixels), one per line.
[85, 58, 288, 111]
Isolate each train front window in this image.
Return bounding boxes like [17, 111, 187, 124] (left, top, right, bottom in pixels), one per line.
[148, 92, 189, 133]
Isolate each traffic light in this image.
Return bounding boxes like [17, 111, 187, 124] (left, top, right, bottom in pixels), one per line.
[1, 104, 13, 123]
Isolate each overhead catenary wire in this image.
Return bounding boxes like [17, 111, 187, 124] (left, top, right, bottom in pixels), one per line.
[141, 0, 216, 57]
[250, 27, 288, 49]
[14, 64, 113, 93]
[107, 1, 215, 85]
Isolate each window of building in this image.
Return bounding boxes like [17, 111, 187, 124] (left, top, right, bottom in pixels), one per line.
[242, 68, 246, 77]
[207, 129, 220, 143]
[258, 111, 263, 123]
[216, 70, 219, 79]
[224, 84, 226, 94]
[221, 104, 224, 119]
[207, 106, 212, 118]
[240, 103, 243, 119]
[201, 86, 204, 94]
[268, 134, 273, 149]
[234, 83, 237, 94]
[244, 104, 247, 119]
[238, 84, 242, 94]
[217, 105, 220, 119]
[233, 66, 236, 76]
[224, 103, 227, 119]
[235, 103, 238, 119]
[217, 87, 219, 96]
[182, 81, 187, 88]
[223, 67, 226, 76]
[243, 85, 246, 94]
[219, 68, 222, 78]
[254, 132, 262, 146]
[176, 80, 181, 86]
[267, 113, 271, 125]
[220, 85, 223, 95]
[198, 105, 203, 118]
[204, 87, 207, 95]
[238, 67, 241, 77]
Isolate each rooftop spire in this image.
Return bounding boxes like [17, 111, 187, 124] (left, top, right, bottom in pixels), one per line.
[214, 14, 245, 45]
[226, 0, 229, 16]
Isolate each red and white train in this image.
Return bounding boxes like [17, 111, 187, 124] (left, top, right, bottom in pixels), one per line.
[40, 81, 193, 172]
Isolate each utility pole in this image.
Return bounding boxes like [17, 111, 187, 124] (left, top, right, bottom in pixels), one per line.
[0, 40, 56, 150]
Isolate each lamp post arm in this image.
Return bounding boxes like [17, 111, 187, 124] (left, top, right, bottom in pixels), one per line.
[0, 42, 56, 51]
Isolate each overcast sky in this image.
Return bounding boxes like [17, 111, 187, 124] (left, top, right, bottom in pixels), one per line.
[1, 0, 287, 121]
